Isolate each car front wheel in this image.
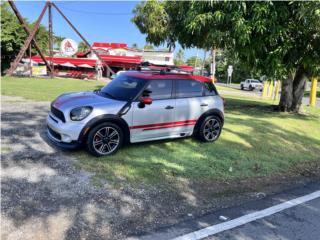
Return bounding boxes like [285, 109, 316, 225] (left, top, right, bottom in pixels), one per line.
[198, 115, 222, 142]
[87, 122, 123, 156]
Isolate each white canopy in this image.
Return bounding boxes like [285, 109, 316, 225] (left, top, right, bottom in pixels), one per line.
[60, 62, 76, 68]
[78, 63, 94, 68]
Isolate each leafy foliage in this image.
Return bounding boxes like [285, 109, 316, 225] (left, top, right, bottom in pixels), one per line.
[186, 56, 202, 68]
[78, 41, 90, 53]
[143, 44, 154, 50]
[131, 43, 139, 49]
[133, 1, 320, 77]
[132, 1, 320, 110]
[1, 2, 64, 73]
[174, 49, 185, 66]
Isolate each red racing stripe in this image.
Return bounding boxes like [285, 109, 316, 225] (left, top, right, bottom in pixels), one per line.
[143, 123, 196, 131]
[129, 120, 197, 130]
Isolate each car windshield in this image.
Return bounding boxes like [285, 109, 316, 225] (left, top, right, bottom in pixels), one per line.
[99, 75, 147, 101]
[251, 80, 260, 83]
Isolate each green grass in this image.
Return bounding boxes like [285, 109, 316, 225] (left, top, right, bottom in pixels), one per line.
[2, 76, 320, 188]
[75, 98, 319, 187]
[1, 76, 105, 101]
[216, 84, 240, 92]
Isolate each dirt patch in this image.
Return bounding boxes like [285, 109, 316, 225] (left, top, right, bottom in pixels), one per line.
[1, 95, 319, 240]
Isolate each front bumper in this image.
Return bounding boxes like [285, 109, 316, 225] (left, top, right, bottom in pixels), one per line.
[254, 85, 263, 90]
[46, 113, 85, 149]
[47, 127, 81, 149]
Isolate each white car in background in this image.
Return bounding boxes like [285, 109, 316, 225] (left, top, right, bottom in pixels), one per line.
[240, 79, 263, 91]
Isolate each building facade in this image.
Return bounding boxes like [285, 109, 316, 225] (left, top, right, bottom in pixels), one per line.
[29, 42, 175, 79]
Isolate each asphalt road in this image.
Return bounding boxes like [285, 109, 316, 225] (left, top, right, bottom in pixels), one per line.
[134, 182, 320, 240]
[217, 83, 320, 107]
[207, 196, 320, 240]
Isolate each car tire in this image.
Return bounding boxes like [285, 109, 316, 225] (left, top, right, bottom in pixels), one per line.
[249, 85, 253, 91]
[198, 115, 222, 142]
[241, 84, 244, 90]
[87, 122, 123, 157]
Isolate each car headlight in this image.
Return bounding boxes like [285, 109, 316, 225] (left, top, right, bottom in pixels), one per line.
[70, 106, 93, 121]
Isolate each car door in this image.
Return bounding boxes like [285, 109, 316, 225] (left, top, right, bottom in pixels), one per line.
[245, 79, 250, 88]
[130, 79, 175, 142]
[173, 79, 206, 136]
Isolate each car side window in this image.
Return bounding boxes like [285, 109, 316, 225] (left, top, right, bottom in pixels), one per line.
[176, 80, 203, 98]
[145, 80, 173, 100]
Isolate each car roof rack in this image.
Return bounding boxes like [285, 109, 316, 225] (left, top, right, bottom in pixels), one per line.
[137, 62, 193, 75]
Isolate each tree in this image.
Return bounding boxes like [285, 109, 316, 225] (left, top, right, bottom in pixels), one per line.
[53, 35, 64, 50]
[1, 2, 65, 73]
[132, 1, 320, 112]
[131, 43, 139, 49]
[78, 41, 90, 53]
[1, 2, 27, 73]
[174, 49, 185, 66]
[186, 56, 202, 68]
[144, 44, 154, 50]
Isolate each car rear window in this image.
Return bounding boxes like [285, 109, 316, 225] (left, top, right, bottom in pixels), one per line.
[176, 80, 203, 98]
[203, 82, 218, 96]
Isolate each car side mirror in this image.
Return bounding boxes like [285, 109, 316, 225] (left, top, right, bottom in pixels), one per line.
[141, 96, 152, 105]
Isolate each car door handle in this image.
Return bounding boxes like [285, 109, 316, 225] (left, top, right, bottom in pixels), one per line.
[165, 105, 174, 110]
[200, 103, 208, 107]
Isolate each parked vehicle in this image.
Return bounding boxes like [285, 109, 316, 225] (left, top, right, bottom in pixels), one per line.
[47, 71, 224, 156]
[240, 79, 263, 91]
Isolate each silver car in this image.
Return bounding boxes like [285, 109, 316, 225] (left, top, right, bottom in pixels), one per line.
[47, 71, 224, 156]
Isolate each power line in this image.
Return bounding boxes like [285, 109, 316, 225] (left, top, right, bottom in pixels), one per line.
[56, 5, 134, 16]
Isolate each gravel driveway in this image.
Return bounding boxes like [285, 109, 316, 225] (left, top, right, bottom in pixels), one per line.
[2, 95, 318, 240]
[1, 95, 221, 240]
[1, 96, 152, 240]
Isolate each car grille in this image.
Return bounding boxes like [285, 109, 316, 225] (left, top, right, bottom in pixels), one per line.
[48, 126, 61, 141]
[51, 105, 66, 122]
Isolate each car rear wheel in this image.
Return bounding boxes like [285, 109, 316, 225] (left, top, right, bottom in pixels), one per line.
[87, 122, 123, 156]
[198, 115, 222, 142]
[241, 84, 244, 90]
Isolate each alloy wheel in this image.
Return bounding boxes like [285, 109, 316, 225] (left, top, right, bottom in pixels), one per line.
[203, 118, 220, 141]
[93, 127, 120, 155]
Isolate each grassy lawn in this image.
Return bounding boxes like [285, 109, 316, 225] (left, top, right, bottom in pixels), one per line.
[1, 76, 105, 101]
[216, 84, 240, 92]
[76, 98, 319, 187]
[2, 76, 320, 188]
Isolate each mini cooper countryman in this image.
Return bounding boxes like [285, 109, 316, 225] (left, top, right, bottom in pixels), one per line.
[47, 71, 224, 156]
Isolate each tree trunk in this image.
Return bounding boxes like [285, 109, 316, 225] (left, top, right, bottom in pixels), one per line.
[291, 66, 307, 112]
[277, 67, 307, 112]
[278, 73, 294, 111]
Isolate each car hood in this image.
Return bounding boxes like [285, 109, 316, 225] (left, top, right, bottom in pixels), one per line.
[52, 91, 126, 111]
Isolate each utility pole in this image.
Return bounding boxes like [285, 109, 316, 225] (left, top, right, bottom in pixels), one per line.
[201, 49, 207, 76]
[48, 1, 54, 77]
[211, 48, 216, 81]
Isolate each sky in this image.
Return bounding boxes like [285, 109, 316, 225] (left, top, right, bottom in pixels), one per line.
[14, 1, 200, 59]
